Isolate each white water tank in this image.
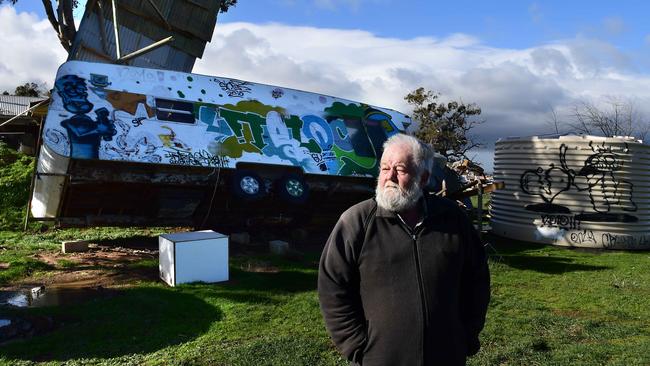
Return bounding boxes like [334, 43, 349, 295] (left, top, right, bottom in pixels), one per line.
[491, 135, 650, 250]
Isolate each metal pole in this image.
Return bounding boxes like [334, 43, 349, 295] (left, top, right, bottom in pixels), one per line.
[24, 115, 45, 231]
[476, 179, 483, 231]
[117, 36, 174, 64]
[111, 0, 122, 60]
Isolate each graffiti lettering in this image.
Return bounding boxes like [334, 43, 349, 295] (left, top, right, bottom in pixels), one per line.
[569, 230, 597, 245]
[540, 214, 580, 230]
[601, 233, 650, 249]
[131, 117, 146, 127]
[217, 79, 252, 98]
[166, 149, 230, 168]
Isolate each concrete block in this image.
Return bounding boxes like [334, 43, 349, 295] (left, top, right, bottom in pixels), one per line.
[230, 232, 250, 245]
[269, 240, 289, 256]
[61, 240, 89, 253]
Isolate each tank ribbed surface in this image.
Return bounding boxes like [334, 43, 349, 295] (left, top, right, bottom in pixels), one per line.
[491, 135, 650, 250]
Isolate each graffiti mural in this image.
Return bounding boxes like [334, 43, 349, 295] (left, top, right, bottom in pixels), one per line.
[42, 61, 410, 177]
[54, 75, 117, 159]
[520, 142, 637, 223]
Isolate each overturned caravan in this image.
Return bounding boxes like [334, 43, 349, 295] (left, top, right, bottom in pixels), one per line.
[31, 61, 410, 226]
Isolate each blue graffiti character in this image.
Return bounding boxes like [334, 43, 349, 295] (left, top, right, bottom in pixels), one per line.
[55, 75, 116, 159]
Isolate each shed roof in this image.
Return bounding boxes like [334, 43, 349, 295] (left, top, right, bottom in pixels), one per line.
[0, 95, 46, 117]
[70, 0, 222, 72]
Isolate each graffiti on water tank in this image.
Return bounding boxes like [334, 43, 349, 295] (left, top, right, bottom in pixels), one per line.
[520, 142, 637, 223]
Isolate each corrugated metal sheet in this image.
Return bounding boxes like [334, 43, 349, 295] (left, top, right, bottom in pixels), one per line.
[69, 0, 220, 72]
[0, 95, 46, 116]
[490, 135, 650, 250]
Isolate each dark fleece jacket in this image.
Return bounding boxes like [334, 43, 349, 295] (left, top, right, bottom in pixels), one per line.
[318, 196, 490, 366]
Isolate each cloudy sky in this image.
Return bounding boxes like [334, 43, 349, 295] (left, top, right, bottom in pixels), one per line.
[3, 1, 650, 171]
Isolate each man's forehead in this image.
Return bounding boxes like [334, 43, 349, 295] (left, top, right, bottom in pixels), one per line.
[381, 143, 414, 165]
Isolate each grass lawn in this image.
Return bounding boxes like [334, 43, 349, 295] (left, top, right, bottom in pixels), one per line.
[0, 227, 648, 365]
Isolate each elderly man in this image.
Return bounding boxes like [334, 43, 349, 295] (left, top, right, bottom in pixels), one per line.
[318, 134, 490, 366]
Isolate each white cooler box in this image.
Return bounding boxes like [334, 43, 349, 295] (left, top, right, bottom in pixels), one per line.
[159, 230, 229, 286]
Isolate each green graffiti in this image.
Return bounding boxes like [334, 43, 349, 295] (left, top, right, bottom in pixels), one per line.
[187, 76, 193, 81]
[219, 136, 263, 158]
[219, 108, 268, 151]
[301, 139, 321, 154]
[177, 90, 185, 98]
[284, 115, 303, 141]
[324, 102, 367, 120]
[332, 145, 378, 176]
[223, 100, 285, 116]
[280, 115, 322, 153]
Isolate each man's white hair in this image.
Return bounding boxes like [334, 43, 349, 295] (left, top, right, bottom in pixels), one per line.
[382, 134, 433, 178]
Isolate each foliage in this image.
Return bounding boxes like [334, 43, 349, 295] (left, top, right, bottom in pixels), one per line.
[568, 97, 649, 140]
[0, 143, 34, 231]
[13, 82, 43, 97]
[405, 87, 483, 162]
[220, 0, 239, 12]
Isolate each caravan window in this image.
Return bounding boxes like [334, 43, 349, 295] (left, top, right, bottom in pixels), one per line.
[344, 118, 375, 158]
[364, 118, 389, 159]
[155, 98, 195, 124]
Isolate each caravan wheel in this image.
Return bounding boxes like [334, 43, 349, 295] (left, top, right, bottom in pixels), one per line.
[277, 174, 309, 204]
[232, 170, 265, 201]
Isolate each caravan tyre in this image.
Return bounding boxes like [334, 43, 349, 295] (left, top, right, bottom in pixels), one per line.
[232, 170, 264, 201]
[277, 174, 309, 204]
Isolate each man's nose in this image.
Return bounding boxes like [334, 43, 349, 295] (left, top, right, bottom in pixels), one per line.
[387, 167, 399, 181]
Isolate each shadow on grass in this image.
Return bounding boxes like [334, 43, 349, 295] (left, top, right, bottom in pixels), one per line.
[0, 286, 222, 363]
[182, 267, 319, 305]
[498, 255, 608, 274]
[484, 233, 609, 274]
[93, 235, 159, 249]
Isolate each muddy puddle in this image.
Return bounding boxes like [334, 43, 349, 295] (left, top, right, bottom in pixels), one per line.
[0, 286, 116, 308]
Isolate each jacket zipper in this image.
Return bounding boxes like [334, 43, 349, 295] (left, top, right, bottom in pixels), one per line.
[411, 231, 429, 327]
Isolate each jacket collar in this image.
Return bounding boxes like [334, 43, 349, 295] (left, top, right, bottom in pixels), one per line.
[375, 195, 428, 219]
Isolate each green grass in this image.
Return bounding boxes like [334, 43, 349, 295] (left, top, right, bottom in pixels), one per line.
[0, 228, 648, 365]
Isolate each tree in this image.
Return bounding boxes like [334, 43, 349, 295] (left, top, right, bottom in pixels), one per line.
[220, 0, 238, 12]
[14, 82, 45, 97]
[568, 97, 649, 140]
[405, 87, 483, 162]
[0, 0, 238, 52]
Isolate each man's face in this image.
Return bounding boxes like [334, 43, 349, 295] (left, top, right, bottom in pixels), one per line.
[375, 143, 423, 212]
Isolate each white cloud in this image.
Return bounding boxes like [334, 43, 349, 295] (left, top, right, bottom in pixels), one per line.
[196, 21, 650, 148]
[0, 6, 67, 93]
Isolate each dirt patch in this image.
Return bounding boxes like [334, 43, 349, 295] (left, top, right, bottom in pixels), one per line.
[1, 245, 159, 292]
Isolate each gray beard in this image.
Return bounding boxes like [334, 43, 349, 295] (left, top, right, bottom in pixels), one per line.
[375, 179, 423, 212]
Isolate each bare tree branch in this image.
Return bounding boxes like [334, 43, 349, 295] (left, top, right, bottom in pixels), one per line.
[568, 97, 648, 139]
[41, 0, 60, 36]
